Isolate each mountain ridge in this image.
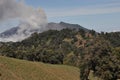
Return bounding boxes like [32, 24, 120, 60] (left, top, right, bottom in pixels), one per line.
[0, 22, 88, 38]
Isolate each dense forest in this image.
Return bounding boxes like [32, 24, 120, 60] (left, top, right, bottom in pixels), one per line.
[0, 28, 120, 80]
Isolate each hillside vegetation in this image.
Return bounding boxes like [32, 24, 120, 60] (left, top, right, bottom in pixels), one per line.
[0, 29, 89, 66]
[0, 56, 79, 80]
[0, 28, 120, 80]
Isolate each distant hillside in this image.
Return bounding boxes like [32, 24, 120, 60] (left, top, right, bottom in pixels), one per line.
[0, 56, 79, 80]
[0, 27, 19, 38]
[46, 22, 88, 31]
[0, 22, 88, 38]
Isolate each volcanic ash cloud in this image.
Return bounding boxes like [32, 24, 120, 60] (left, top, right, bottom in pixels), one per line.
[0, 0, 47, 42]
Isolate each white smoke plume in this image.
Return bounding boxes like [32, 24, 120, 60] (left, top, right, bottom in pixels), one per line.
[0, 0, 47, 42]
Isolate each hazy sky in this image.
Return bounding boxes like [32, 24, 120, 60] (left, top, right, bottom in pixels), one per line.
[0, 0, 120, 32]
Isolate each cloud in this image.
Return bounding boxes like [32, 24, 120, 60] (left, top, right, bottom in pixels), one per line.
[0, 0, 47, 42]
[47, 2, 120, 17]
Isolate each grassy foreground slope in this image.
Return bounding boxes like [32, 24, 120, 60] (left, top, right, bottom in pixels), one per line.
[0, 56, 79, 80]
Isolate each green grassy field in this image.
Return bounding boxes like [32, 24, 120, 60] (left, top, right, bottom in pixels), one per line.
[0, 56, 80, 80]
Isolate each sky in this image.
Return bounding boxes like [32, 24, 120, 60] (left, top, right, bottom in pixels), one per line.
[0, 0, 120, 32]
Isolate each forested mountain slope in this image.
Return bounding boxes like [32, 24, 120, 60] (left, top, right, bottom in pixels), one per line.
[0, 28, 120, 80]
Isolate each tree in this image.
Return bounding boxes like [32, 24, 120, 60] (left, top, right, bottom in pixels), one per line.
[80, 37, 120, 80]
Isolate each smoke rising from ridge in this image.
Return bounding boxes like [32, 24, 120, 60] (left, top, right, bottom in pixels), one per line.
[0, 0, 47, 42]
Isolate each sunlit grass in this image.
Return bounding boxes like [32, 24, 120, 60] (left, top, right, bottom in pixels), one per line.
[0, 56, 80, 80]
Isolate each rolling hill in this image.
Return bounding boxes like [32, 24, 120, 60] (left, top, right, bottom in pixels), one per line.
[0, 56, 80, 80]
